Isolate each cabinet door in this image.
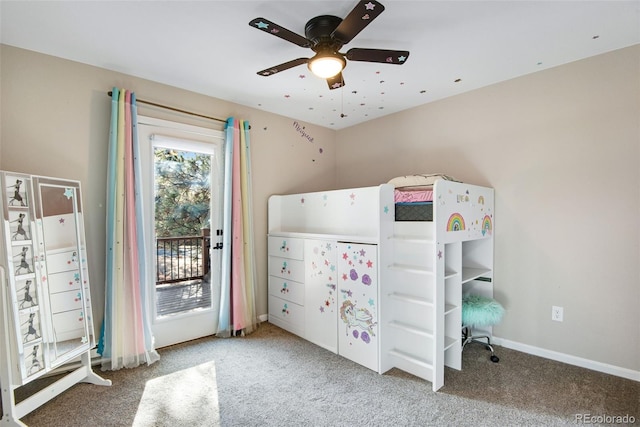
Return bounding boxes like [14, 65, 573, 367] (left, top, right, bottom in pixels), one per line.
[336, 242, 378, 371]
[304, 239, 338, 353]
[1, 173, 48, 383]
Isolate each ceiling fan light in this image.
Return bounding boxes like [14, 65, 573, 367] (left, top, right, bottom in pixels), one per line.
[308, 54, 345, 78]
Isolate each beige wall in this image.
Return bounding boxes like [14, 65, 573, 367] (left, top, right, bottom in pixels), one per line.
[0, 44, 338, 327]
[336, 45, 640, 372]
[2, 43, 638, 375]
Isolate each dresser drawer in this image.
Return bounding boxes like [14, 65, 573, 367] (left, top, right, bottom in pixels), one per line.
[52, 309, 85, 335]
[268, 276, 304, 305]
[268, 256, 304, 282]
[268, 295, 304, 329]
[50, 289, 83, 313]
[45, 249, 82, 274]
[268, 236, 303, 260]
[48, 270, 85, 294]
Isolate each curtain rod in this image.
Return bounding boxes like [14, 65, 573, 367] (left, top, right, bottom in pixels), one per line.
[107, 91, 226, 124]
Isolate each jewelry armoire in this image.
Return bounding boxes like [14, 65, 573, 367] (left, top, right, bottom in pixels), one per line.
[0, 171, 110, 426]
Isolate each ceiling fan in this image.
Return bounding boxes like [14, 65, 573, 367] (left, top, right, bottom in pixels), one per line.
[249, 0, 409, 90]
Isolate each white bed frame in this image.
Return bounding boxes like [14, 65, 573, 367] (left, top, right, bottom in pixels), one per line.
[267, 180, 494, 391]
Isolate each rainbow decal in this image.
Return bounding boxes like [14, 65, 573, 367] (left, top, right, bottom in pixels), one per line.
[447, 213, 465, 231]
[482, 215, 492, 236]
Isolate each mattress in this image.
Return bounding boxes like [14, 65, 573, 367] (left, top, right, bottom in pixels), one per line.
[395, 202, 433, 221]
[393, 188, 434, 221]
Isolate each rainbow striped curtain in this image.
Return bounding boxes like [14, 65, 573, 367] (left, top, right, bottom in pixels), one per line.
[98, 88, 159, 369]
[217, 118, 258, 337]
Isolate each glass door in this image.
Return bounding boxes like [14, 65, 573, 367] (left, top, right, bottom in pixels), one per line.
[138, 117, 224, 348]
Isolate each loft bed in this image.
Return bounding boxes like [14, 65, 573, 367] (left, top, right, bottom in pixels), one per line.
[267, 176, 494, 391]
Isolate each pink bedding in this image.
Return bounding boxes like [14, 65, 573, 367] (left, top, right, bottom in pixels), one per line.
[394, 189, 434, 203]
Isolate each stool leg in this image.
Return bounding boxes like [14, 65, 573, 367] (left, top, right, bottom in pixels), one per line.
[470, 334, 499, 363]
[461, 328, 500, 363]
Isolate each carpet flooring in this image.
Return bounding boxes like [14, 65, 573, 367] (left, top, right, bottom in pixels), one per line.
[7, 322, 639, 426]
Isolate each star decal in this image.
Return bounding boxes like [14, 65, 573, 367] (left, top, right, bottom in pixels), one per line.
[438, 250, 443, 259]
[64, 188, 74, 199]
[255, 21, 269, 29]
[359, 249, 366, 257]
[367, 260, 373, 268]
[398, 55, 407, 62]
[369, 298, 375, 306]
[365, 2, 376, 10]
[59, 218, 65, 224]
[384, 205, 389, 214]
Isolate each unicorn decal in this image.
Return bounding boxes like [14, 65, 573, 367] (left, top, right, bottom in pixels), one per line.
[339, 300, 376, 343]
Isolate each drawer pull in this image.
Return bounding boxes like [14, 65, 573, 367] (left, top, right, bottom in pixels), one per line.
[280, 283, 289, 294]
[280, 261, 290, 276]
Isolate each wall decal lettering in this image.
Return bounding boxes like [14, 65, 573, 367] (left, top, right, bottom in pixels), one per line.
[292, 121, 314, 143]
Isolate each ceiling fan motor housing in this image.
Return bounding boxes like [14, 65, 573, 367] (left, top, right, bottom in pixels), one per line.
[305, 15, 344, 52]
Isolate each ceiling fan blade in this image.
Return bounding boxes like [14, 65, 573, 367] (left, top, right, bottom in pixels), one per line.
[346, 48, 409, 64]
[249, 18, 311, 48]
[327, 72, 345, 90]
[257, 58, 309, 76]
[332, 0, 385, 44]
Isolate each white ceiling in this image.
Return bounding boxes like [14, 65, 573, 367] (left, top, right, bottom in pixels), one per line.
[1, 1, 639, 129]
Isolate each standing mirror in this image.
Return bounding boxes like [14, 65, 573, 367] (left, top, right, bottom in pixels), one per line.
[32, 177, 94, 368]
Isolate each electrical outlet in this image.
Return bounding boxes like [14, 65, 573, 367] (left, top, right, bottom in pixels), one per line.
[552, 306, 563, 322]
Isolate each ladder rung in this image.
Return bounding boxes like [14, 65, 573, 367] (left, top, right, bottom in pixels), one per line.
[388, 292, 433, 306]
[388, 320, 434, 338]
[388, 349, 433, 369]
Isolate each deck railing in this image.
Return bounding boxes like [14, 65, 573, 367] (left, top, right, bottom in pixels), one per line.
[156, 228, 211, 285]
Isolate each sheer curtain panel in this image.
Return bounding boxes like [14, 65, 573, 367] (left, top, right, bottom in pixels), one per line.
[217, 118, 258, 337]
[98, 88, 159, 370]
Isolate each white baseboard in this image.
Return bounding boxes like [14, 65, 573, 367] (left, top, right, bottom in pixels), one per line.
[493, 336, 640, 382]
